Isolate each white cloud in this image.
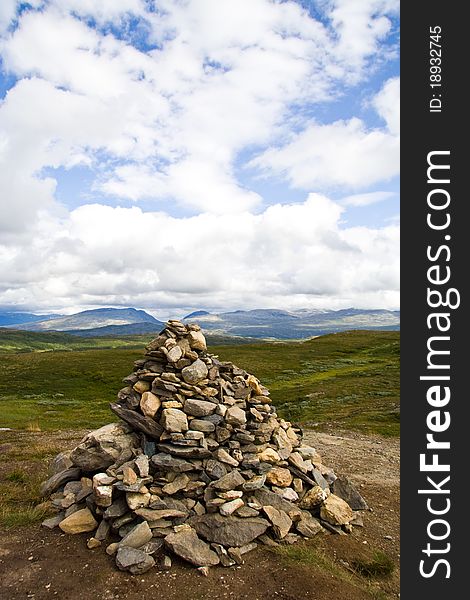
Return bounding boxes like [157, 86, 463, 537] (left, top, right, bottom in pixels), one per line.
[0, 194, 399, 313]
[0, 2, 399, 312]
[0, 0, 399, 221]
[373, 76, 400, 135]
[250, 117, 399, 190]
[342, 191, 395, 207]
[327, 0, 399, 78]
[250, 76, 400, 191]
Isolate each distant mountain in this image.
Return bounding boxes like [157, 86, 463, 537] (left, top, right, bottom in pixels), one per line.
[184, 310, 211, 319]
[0, 312, 61, 327]
[5, 306, 400, 340]
[182, 308, 400, 339]
[12, 307, 161, 332]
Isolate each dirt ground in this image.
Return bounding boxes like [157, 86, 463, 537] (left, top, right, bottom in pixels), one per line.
[0, 429, 399, 600]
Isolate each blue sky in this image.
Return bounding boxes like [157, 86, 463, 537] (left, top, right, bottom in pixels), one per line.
[0, 0, 399, 318]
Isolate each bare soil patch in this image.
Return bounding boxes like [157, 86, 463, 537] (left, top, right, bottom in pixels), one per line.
[0, 428, 399, 600]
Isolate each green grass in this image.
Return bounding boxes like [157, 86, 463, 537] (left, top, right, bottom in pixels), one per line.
[0, 328, 149, 353]
[212, 330, 400, 436]
[352, 552, 395, 578]
[0, 329, 399, 435]
[272, 540, 394, 599]
[0, 430, 84, 528]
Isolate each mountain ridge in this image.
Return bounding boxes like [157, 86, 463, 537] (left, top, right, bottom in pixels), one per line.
[1, 306, 399, 339]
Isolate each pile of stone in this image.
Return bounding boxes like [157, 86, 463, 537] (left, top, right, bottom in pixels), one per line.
[40, 320, 367, 575]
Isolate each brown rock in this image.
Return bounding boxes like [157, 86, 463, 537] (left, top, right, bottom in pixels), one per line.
[140, 392, 161, 418]
[265, 467, 293, 488]
[59, 508, 98, 534]
[320, 494, 354, 526]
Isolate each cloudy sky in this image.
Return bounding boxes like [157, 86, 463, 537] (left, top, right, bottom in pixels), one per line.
[0, 0, 399, 319]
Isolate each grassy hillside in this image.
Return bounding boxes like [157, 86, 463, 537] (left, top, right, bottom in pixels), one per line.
[0, 329, 259, 353]
[0, 330, 399, 436]
[0, 329, 147, 352]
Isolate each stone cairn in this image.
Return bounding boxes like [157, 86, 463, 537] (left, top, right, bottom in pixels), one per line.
[40, 320, 367, 575]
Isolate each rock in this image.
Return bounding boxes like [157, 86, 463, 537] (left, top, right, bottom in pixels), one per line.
[115, 547, 155, 574]
[183, 399, 216, 417]
[320, 494, 354, 526]
[151, 453, 196, 473]
[190, 513, 269, 547]
[220, 498, 244, 516]
[140, 539, 165, 555]
[162, 474, 190, 495]
[265, 467, 293, 488]
[288, 452, 309, 473]
[164, 529, 219, 567]
[242, 474, 266, 491]
[257, 448, 280, 464]
[190, 419, 216, 433]
[225, 406, 247, 427]
[94, 484, 113, 507]
[212, 469, 245, 491]
[134, 454, 150, 477]
[161, 555, 172, 570]
[94, 519, 111, 541]
[104, 497, 128, 519]
[126, 492, 151, 510]
[133, 380, 150, 393]
[119, 521, 153, 549]
[296, 514, 323, 538]
[212, 543, 236, 566]
[214, 448, 239, 467]
[140, 392, 161, 418]
[331, 476, 368, 510]
[122, 467, 138, 485]
[156, 444, 211, 458]
[41, 514, 64, 529]
[297, 445, 322, 462]
[87, 537, 101, 549]
[235, 506, 260, 518]
[227, 547, 244, 564]
[292, 478, 303, 494]
[110, 404, 163, 439]
[160, 408, 189, 433]
[278, 487, 299, 502]
[187, 330, 207, 351]
[40, 467, 82, 497]
[253, 489, 302, 521]
[217, 490, 243, 500]
[272, 428, 293, 460]
[205, 459, 228, 480]
[299, 485, 327, 509]
[311, 468, 329, 490]
[181, 359, 209, 384]
[59, 508, 98, 534]
[81, 412, 146, 451]
[135, 508, 187, 521]
[49, 452, 73, 476]
[167, 345, 183, 363]
[263, 506, 292, 539]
